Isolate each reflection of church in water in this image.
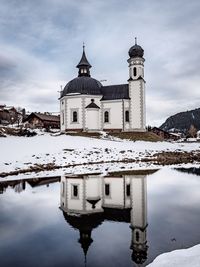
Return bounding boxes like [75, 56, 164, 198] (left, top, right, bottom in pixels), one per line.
[60, 173, 148, 265]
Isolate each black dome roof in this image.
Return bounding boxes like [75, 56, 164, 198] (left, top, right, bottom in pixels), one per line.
[63, 212, 104, 231]
[129, 38, 144, 58]
[129, 44, 144, 58]
[61, 76, 102, 97]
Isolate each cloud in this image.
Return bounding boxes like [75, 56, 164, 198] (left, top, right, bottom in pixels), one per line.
[0, 0, 200, 124]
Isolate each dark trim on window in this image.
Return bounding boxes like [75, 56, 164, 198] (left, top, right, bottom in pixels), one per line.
[104, 111, 109, 123]
[133, 67, 137, 77]
[105, 183, 110, 196]
[125, 110, 129, 122]
[72, 111, 78, 122]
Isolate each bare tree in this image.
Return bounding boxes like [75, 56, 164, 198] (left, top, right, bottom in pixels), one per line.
[188, 124, 197, 138]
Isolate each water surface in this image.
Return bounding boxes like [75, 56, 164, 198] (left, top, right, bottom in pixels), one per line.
[0, 168, 200, 267]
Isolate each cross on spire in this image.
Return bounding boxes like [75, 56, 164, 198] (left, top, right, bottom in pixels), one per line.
[135, 37, 137, 45]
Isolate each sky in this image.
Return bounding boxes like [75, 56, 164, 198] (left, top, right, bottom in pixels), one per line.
[0, 0, 200, 126]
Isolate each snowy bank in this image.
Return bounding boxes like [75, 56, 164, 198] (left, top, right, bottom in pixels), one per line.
[147, 244, 200, 267]
[1, 133, 200, 179]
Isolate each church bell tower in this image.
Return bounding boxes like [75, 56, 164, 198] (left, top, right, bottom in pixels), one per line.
[128, 38, 146, 132]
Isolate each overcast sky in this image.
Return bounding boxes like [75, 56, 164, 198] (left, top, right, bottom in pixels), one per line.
[0, 0, 200, 126]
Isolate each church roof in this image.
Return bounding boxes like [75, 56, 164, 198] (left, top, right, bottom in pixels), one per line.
[101, 84, 129, 100]
[76, 47, 92, 68]
[85, 100, 100, 109]
[62, 76, 102, 96]
[61, 81, 130, 100]
[61, 47, 131, 100]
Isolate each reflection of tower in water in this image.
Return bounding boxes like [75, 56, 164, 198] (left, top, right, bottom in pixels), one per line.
[60, 173, 148, 266]
[130, 175, 148, 265]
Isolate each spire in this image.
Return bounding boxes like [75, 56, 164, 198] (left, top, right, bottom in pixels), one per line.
[135, 37, 137, 45]
[78, 230, 93, 259]
[76, 44, 92, 77]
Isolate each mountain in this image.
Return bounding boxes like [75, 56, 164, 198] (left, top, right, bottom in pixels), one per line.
[160, 108, 200, 133]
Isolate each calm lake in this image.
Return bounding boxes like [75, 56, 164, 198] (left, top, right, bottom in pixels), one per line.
[0, 168, 200, 267]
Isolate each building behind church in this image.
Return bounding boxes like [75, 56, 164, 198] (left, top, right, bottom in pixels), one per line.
[60, 39, 146, 132]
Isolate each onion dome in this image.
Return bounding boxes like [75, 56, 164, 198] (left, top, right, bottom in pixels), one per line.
[128, 37, 144, 58]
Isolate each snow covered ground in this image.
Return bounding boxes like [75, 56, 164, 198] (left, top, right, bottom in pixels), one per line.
[147, 244, 200, 267]
[0, 132, 200, 180]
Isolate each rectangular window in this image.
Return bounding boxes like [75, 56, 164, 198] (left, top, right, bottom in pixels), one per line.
[126, 184, 130, 197]
[105, 183, 110, 196]
[72, 184, 79, 198]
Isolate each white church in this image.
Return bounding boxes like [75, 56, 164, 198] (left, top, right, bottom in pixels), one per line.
[60, 39, 146, 132]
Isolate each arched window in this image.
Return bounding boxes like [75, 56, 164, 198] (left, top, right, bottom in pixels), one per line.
[133, 67, 137, 77]
[125, 110, 129, 122]
[126, 184, 130, 196]
[105, 184, 110, 196]
[72, 111, 78, 122]
[104, 111, 109, 123]
[136, 231, 140, 242]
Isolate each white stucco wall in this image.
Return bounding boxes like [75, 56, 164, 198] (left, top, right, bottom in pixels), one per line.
[60, 95, 102, 131]
[103, 177, 126, 208]
[84, 96, 101, 131]
[66, 178, 84, 211]
[85, 175, 101, 198]
[86, 109, 100, 130]
[85, 175, 102, 212]
[101, 100, 123, 130]
[66, 97, 83, 129]
[129, 80, 145, 131]
[130, 175, 147, 228]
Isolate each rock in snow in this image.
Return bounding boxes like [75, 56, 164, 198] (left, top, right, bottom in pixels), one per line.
[147, 244, 200, 267]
